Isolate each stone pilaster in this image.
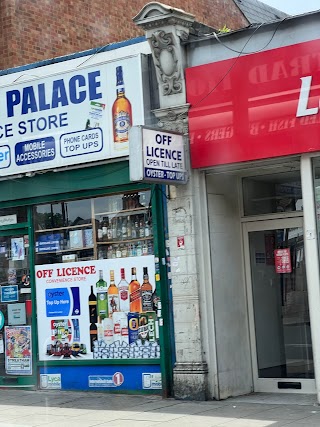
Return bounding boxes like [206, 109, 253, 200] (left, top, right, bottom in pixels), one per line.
[134, 3, 209, 400]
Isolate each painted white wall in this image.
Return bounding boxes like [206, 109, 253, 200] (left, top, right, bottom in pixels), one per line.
[206, 173, 252, 398]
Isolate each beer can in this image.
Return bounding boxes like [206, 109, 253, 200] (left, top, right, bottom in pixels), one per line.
[146, 311, 156, 342]
[128, 312, 139, 344]
[139, 313, 149, 341]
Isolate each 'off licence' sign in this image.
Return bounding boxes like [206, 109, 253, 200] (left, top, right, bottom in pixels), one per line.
[129, 126, 187, 184]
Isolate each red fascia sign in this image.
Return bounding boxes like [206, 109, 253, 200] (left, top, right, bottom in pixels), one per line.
[274, 248, 292, 274]
[186, 39, 320, 168]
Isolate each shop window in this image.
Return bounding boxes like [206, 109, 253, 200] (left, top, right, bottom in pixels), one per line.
[242, 171, 302, 216]
[33, 189, 160, 364]
[33, 190, 153, 265]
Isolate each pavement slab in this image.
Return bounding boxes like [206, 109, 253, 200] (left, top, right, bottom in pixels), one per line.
[0, 390, 319, 427]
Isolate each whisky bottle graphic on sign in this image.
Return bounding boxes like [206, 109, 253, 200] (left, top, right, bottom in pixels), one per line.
[112, 65, 132, 149]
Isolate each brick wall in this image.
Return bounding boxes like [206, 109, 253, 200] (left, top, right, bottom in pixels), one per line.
[0, 0, 247, 69]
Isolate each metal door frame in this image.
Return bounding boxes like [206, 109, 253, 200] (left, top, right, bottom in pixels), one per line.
[243, 216, 316, 393]
[0, 220, 37, 388]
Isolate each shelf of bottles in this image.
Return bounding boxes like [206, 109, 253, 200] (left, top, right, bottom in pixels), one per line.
[94, 191, 153, 260]
[33, 190, 153, 264]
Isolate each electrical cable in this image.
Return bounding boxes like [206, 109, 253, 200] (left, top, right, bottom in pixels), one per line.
[186, 16, 289, 112]
[210, 16, 289, 55]
[185, 23, 263, 112]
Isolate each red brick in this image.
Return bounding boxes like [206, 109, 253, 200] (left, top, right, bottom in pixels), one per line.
[0, 0, 248, 69]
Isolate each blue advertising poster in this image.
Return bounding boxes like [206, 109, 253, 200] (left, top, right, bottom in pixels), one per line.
[1, 285, 18, 302]
[39, 364, 162, 392]
[36, 233, 62, 253]
[45, 287, 80, 317]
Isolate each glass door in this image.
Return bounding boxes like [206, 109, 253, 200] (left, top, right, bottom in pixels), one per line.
[243, 217, 315, 393]
[0, 228, 35, 386]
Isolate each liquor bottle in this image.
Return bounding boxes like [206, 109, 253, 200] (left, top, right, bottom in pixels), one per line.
[89, 322, 98, 352]
[97, 289, 108, 320]
[131, 216, 137, 239]
[127, 194, 134, 209]
[97, 219, 103, 241]
[128, 243, 133, 257]
[96, 270, 107, 292]
[121, 244, 128, 258]
[122, 194, 128, 210]
[112, 217, 117, 240]
[144, 217, 151, 238]
[132, 243, 137, 257]
[112, 66, 132, 148]
[88, 285, 97, 323]
[97, 316, 104, 341]
[96, 270, 108, 319]
[102, 217, 108, 241]
[112, 246, 117, 258]
[116, 217, 122, 240]
[107, 245, 113, 259]
[103, 317, 114, 345]
[118, 268, 129, 312]
[139, 217, 145, 238]
[152, 288, 160, 311]
[122, 216, 127, 240]
[141, 267, 153, 312]
[108, 270, 119, 315]
[136, 241, 142, 257]
[116, 245, 121, 258]
[127, 215, 132, 239]
[129, 267, 141, 312]
[147, 241, 153, 255]
[98, 249, 104, 260]
[142, 241, 148, 255]
[107, 218, 113, 241]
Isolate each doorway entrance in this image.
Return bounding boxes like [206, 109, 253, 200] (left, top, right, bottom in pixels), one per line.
[243, 217, 315, 393]
[0, 227, 35, 387]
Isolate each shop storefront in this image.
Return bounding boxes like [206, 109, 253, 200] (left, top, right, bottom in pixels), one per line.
[0, 40, 173, 395]
[185, 17, 320, 399]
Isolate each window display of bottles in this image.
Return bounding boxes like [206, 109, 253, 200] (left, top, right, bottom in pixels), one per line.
[34, 190, 153, 263]
[96, 214, 152, 243]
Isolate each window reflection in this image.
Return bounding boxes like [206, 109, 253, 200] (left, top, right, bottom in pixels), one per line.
[243, 171, 302, 216]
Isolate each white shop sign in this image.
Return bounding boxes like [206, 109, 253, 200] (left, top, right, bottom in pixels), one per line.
[0, 54, 145, 177]
[129, 126, 187, 184]
[0, 214, 17, 226]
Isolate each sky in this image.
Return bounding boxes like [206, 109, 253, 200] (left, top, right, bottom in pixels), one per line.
[261, 0, 319, 15]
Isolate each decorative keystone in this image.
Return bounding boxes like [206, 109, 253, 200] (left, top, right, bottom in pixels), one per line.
[133, 2, 194, 102]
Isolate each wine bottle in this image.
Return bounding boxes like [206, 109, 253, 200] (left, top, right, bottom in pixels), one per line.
[88, 285, 97, 323]
[89, 322, 98, 352]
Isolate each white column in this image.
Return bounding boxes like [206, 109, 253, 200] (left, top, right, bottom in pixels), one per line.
[300, 154, 320, 403]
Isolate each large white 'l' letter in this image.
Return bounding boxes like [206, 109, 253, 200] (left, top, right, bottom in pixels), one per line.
[296, 76, 319, 117]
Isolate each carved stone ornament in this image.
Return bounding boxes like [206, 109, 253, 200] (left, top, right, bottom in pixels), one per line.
[151, 30, 187, 96]
[153, 106, 189, 134]
[133, 2, 195, 32]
